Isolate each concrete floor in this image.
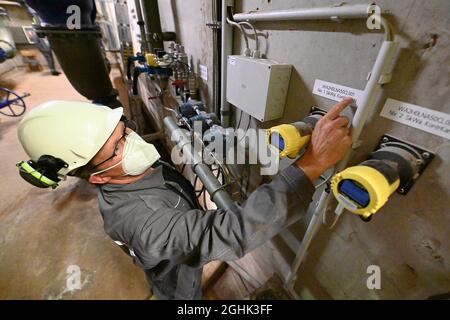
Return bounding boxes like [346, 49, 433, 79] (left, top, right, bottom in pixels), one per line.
[0, 66, 251, 300]
[0, 68, 160, 300]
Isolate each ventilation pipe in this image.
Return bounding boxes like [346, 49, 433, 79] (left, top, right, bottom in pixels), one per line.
[24, 0, 123, 109]
[0, 7, 16, 61]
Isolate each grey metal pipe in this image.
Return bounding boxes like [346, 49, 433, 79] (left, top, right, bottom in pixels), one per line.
[164, 116, 235, 210]
[140, 0, 164, 51]
[221, 0, 234, 127]
[134, 0, 149, 52]
[233, 3, 372, 22]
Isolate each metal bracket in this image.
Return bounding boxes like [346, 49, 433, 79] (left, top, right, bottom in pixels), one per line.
[206, 21, 222, 29]
[378, 73, 392, 84]
[374, 134, 435, 195]
[330, 16, 343, 23]
[310, 105, 327, 116]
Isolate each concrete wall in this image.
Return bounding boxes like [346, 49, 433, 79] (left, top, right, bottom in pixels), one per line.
[158, 0, 450, 299]
[159, 0, 215, 110]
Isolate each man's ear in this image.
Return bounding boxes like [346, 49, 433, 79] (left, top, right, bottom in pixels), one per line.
[88, 174, 112, 185]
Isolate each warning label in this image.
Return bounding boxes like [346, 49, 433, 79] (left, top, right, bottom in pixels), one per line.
[312, 79, 364, 106]
[380, 98, 450, 140]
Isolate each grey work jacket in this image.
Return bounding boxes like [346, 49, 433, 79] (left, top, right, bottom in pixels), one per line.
[98, 164, 315, 299]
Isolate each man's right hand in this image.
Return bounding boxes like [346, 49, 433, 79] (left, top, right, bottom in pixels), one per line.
[296, 97, 353, 182]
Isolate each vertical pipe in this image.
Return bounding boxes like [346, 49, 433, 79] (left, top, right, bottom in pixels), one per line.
[221, 0, 234, 127]
[212, 0, 221, 117]
[140, 0, 164, 52]
[134, 0, 149, 52]
[338, 40, 399, 170]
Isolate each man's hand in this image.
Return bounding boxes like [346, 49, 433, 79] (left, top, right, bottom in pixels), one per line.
[297, 97, 353, 182]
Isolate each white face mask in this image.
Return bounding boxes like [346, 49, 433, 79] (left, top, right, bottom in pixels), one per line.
[91, 132, 161, 177]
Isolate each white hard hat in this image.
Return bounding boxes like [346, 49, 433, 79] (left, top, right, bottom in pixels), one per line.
[17, 100, 123, 188]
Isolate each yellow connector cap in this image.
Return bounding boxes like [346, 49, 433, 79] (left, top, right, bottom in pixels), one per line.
[331, 165, 400, 219]
[266, 124, 311, 158]
[145, 53, 159, 67]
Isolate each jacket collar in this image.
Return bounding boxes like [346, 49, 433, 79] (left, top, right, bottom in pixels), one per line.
[99, 165, 165, 192]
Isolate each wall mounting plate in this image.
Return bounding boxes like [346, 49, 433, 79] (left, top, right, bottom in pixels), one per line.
[310, 106, 327, 116]
[374, 134, 435, 195]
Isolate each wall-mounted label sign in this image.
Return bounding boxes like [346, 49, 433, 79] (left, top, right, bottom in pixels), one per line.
[312, 79, 364, 106]
[380, 98, 450, 140]
[200, 64, 208, 81]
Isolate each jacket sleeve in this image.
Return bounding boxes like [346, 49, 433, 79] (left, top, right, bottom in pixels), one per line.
[131, 165, 315, 269]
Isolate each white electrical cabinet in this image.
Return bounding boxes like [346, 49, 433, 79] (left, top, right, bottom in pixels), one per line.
[226, 55, 292, 122]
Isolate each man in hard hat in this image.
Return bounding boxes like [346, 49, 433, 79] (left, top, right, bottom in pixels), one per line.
[17, 98, 352, 300]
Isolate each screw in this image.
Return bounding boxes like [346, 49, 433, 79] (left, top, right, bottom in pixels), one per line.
[382, 137, 389, 143]
[422, 152, 430, 159]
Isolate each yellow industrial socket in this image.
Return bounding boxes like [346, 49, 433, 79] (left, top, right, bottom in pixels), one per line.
[266, 124, 311, 158]
[145, 53, 159, 67]
[331, 165, 400, 219]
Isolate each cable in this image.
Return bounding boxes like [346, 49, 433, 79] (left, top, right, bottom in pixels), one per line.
[193, 175, 201, 195]
[194, 174, 206, 211]
[202, 186, 207, 209]
[226, 17, 250, 55]
[314, 168, 335, 189]
[236, 110, 243, 129]
[244, 166, 251, 196]
[323, 207, 344, 230]
[323, 200, 346, 230]
[237, 113, 252, 144]
[327, 214, 342, 230]
[238, 21, 259, 54]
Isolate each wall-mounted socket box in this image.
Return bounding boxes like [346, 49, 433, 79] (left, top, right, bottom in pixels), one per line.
[226, 55, 292, 122]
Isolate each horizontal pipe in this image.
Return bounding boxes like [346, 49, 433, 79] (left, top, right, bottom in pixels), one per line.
[0, 1, 22, 6]
[233, 4, 372, 22]
[164, 116, 235, 210]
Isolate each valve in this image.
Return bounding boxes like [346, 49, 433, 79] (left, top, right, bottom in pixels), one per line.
[132, 65, 173, 95]
[331, 135, 434, 221]
[126, 53, 146, 80]
[179, 100, 219, 133]
[179, 100, 205, 118]
[266, 108, 326, 158]
[145, 53, 159, 68]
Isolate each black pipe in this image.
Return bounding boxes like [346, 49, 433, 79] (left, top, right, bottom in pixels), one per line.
[25, 0, 123, 109]
[141, 0, 164, 52]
